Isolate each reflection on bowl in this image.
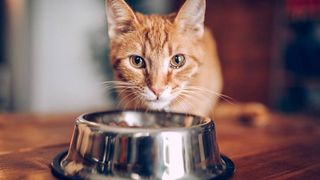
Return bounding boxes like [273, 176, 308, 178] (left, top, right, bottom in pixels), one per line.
[51, 110, 234, 179]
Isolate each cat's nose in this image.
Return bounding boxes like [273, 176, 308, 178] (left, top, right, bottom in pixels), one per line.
[150, 87, 165, 99]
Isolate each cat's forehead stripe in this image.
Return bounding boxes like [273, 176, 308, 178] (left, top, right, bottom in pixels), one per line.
[143, 28, 168, 52]
[168, 43, 173, 56]
[136, 15, 172, 58]
[161, 31, 169, 51]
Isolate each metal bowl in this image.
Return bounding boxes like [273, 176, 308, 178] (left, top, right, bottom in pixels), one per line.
[51, 110, 234, 179]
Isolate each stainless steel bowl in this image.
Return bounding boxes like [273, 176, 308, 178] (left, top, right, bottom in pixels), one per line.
[51, 110, 234, 179]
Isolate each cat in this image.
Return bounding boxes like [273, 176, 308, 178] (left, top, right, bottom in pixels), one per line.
[105, 0, 268, 126]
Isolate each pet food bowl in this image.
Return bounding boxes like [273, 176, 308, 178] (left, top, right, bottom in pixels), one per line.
[51, 110, 234, 179]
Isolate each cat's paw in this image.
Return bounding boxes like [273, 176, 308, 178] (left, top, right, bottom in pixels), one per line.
[237, 102, 269, 127]
[213, 102, 270, 127]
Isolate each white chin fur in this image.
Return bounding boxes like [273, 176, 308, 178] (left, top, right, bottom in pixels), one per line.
[147, 100, 171, 110]
[142, 87, 173, 110]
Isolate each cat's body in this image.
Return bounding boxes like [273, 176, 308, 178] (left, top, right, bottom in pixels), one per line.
[105, 0, 268, 125]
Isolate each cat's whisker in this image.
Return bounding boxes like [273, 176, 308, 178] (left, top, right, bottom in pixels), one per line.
[121, 92, 141, 110]
[186, 86, 234, 101]
[180, 90, 212, 103]
[101, 80, 133, 85]
[102, 83, 136, 87]
[175, 91, 195, 113]
[178, 92, 205, 116]
[174, 95, 186, 113]
[103, 85, 138, 90]
[172, 89, 204, 115]
[117, 90, 138, 109]
[100, 81, 141, 106]
[116, 93, 128, 109]
[180, 91, 216, 113]
[179, 89, 217, 115]
[101, 86, 136, 101]
[132, 93, 142, 111]
[134, 96, 144, 111]
[101, 81, 138, 90]
[102, 87, 135, 94]
[133, 97, 139, 111]
[186, 86, 232, 99]
[185, 86, 235, 104]
[101, 82, 138, 96]
[175, 95, 192, 115]
[102, 81, 144, 110]
[102, 87, 136, 95]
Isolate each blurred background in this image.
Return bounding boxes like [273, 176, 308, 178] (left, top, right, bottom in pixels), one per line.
[1, 0, 320, 115]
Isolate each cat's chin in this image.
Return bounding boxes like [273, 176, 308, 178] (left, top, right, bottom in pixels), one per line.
[145, 100, 171, 111]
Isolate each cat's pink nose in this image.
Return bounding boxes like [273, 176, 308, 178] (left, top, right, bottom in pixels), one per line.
[150, 87, 165, 99]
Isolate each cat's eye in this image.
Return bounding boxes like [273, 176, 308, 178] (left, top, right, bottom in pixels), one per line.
[130, 55, 146, 69]
[170, 54, 186, 69]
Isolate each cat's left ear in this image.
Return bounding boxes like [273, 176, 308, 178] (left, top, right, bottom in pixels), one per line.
[105, 0, 138, 39]
[174, 0, 206, 38]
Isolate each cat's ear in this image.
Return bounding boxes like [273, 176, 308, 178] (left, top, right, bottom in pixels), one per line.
[175, 0, 206, 38]
[105, 0, 138, 39]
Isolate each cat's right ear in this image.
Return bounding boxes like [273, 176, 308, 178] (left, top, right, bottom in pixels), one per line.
[105, 0, 138, 39]
[175, 0, 206, 38]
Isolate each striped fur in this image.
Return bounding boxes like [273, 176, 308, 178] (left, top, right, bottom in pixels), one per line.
[106, 0, 222, 116]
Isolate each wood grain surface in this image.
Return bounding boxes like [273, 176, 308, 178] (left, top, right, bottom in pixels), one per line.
[0, 113, 319, 179]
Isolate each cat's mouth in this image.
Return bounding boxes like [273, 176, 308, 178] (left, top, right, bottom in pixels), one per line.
[146, 99, 166, 102]
[141, 86, 173, 110]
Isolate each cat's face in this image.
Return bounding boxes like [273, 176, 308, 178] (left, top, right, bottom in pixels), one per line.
[106, 0, 206, 110]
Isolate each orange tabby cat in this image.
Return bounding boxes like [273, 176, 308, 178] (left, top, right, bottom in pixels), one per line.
[105, 0, 268, 125]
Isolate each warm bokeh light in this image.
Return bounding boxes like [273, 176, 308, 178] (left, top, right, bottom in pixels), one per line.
[1, 0, 319, 115]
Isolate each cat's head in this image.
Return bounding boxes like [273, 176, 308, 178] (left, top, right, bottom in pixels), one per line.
[106, 0, 206, 110]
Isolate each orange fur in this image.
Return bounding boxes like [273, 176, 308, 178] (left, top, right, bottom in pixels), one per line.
[105, 0, 268, 126]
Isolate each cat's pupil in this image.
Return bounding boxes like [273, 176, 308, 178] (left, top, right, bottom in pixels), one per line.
[135, 56, 142, 65]
[130, 55, 145, 68]
[175, 56, 181, 64]
[170, 54, 185, 69]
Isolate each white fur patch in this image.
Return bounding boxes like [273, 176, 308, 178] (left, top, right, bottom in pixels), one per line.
[142, 86, 173, 110]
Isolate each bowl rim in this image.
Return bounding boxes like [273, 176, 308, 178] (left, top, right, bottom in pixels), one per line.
[76, 109, 214, 133]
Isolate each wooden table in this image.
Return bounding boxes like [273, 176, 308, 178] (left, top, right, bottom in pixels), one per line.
[0, 112, 319, 179]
